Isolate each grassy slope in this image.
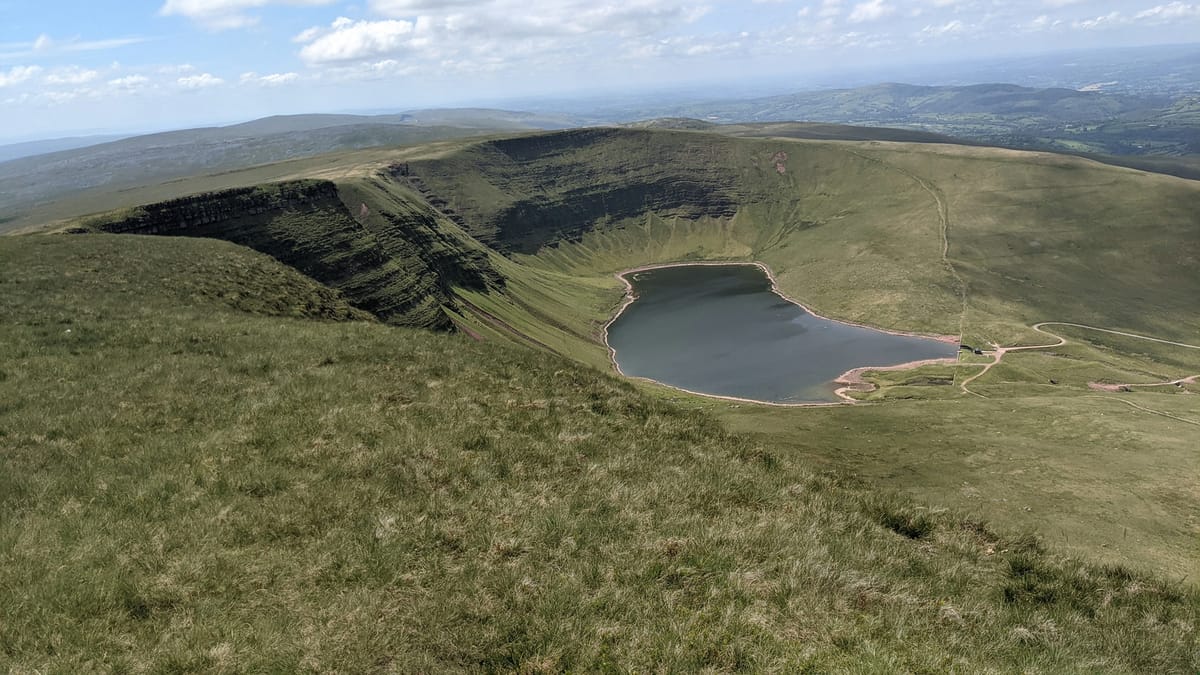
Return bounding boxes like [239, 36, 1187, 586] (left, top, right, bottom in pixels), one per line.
[413, 129, 1200, 349]
[78, 178, 509, 332]
[412, 130, 963, 334]
[859, 142, 1200, 344]
[25, 129, 1197, 580]
[0, 139, 471, 236]
[643, 82, 1200, 162]
[2, 234, 1197, 671]
[0, 123, 524, 223]
[400, 129, 1200, 579]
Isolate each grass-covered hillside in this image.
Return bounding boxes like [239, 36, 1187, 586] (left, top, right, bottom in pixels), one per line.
[613, 82, 1200, 163]
[2, 234, 1197, 671]
[43, 127, 1200, 580]
[410, 130, 1200, 580]
[81, 179, 502, 331]
[412, 128, 1200, 346]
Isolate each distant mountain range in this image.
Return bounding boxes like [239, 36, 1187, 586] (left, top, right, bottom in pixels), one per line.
[0, 134, 130, 163]
[3, 83, 1197, 222]
[583, 82, 1200, 158]
[0, 110, 580, 217]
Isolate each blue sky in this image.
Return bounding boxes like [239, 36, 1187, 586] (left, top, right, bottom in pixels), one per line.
[1, 1, 1199, 140]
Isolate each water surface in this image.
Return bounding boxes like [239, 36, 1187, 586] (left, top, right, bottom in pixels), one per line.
[606, 264, 956, 403]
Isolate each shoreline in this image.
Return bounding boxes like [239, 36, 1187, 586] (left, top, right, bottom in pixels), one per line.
[601, 260, 960, 408]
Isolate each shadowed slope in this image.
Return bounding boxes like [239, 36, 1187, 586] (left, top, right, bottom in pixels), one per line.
[408, 128, 1200, 345]
[83, 179, 502, 330]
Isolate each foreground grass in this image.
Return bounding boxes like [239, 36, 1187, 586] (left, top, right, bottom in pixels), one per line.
[2, 235, 1197, 671]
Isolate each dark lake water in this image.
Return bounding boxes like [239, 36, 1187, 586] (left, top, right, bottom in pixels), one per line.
[605, 264, 957, 403]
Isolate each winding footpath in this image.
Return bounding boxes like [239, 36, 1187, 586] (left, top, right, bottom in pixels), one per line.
[958, 321, 1200, 424]
[958, 322, 1068, 397]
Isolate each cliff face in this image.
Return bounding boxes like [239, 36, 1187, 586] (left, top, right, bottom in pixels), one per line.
[404, 128, 750, 255]
[90, 179, 503, 330]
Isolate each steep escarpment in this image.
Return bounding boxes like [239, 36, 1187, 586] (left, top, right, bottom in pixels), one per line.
[337, 177, 503, 295]
[404, 128, 756, 254]
[400, 127, 970, 336]
[86, 179, 503, 330]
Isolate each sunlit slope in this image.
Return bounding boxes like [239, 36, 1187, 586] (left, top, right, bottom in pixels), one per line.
[409, 128, 963, 335]
[1, 234, 1195, 672]
[848, 143, 1200, 344]
[18, 126, 1200, 592]
[410, 129, 1200, 347]
[69, 127, 1200, 371]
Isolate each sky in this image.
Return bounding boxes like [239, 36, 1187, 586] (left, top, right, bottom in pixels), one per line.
[1, 0, 1198, 141]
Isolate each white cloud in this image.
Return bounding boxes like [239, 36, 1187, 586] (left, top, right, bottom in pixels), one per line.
[0, 34, 149, 62]
[292, 26, 322, 43]
[240, 71, 301, 86]
[1070, 2, 1199, 30]
[296, 2, 709, 69]
[177, 72, 225, 88]
[297, 18, 417, 65]
[1073, 11, 1123, 29]
[63, 37, 153, 52]
[158, 63, 198, 74]
[1134, 2, 1200, 21]
[371, 0, 709, 38]
[108, 75, 151, 92]
[159, 0, 336, 30]
[40, 89, 95, 104]
[920, 19, 964, 36]
[45, 66, 101, 86]
[848, 0, 894, 23]
[369, 0, 493, 14]
[1025, 14, 1061, 31]
[0, 65, 42, 88]
[818, 0, 842, 18]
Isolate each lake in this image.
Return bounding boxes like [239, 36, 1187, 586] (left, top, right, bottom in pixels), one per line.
[605, 264, 957, 404]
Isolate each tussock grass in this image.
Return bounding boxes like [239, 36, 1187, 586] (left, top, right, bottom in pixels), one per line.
[2, 234, 1197, 671]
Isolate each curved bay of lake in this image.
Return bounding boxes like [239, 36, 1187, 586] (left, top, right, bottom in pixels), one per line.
[606, 264, 957, 404]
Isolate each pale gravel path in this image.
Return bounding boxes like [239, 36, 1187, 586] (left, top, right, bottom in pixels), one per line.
[958, 322, 1200, 414]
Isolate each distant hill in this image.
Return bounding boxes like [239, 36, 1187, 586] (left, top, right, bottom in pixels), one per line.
[604, 82, 1171, 125]
[579, 82, 1200, 159]
[0, 109, 578, 217]
[0, 134, 128, 163]
[5, 84, 1199, 224]
[713, 121, 975, 145]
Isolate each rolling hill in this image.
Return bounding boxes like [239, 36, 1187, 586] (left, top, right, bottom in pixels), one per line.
[0, 133, 129, 163]
[0, 109, 578, 222]
[585, 82, 1200, 165]
[3, 126, 1198, 669]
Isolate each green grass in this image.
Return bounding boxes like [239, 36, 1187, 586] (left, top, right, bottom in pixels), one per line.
[29, 128, 1199, 585]
[5, 127, 1200, 668]
[2, 234, 1198, 671]
[390, 129, 1200, 582]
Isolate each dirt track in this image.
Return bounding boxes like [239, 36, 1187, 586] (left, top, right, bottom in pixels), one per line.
[959, 321, 1200, 398]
